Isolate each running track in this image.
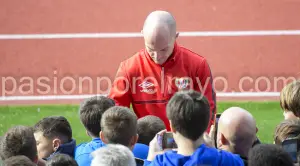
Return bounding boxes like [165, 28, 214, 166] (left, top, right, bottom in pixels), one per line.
[0, 0, 300, 105]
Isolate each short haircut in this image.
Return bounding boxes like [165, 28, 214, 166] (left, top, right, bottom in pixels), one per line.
[91, 144, 136, 166]
[3, 155, 36, 166]
[33, 116, 72, 143]
[137, 115, 166, 145]
[0, 126, 37, 161]
[79, 96, 115, 137]
[274, 119, 300, 148]
[166, 90, 210, 141]
[280, 80, 300, 117]
[46, 153, 78, 166]
[101, 106, 137, 147]
[248, 144, 294, 166]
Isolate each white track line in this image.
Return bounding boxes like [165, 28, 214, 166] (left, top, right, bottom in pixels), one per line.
[1, 30, 300, 39]
[0, 95, 101, 101]
[0, 92, 280, 101]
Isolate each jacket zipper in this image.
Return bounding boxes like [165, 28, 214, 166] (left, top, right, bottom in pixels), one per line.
[162, 66, 170, 98]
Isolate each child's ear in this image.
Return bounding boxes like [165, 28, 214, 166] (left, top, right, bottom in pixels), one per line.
[100, 131, 107, 144]
[169, 120, 176, 133]
[130, 134, 139, 150]
[52, 138, 61, 151]
[33, 155, 38, 164]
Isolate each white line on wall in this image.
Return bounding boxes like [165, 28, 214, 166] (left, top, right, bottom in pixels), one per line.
[0, 30, 300, 40]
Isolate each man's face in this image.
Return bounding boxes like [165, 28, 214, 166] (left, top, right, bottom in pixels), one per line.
[34, 131, 54, 159]
[145, 42, 174, 65]
[143, 28, 176, 65]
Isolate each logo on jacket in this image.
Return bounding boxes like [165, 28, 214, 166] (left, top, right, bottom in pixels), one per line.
[139, 81, 156, 94]
[175, 77, 190, 90]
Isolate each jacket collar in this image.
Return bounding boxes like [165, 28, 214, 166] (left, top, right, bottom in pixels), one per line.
[166, 42, 178, 62]
[44, 139, 76, 160]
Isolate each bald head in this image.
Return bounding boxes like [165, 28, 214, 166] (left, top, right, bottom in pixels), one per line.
[142, 11, 178, 65]
[217, 107, 257, 155]
[143, 11, 176, 36]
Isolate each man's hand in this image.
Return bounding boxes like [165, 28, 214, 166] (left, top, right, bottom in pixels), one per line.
[203, 132, 214, 148]
[203, 124, 217, 148]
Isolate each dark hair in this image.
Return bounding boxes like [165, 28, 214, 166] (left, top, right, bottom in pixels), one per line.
[248, 144, 294, 166]
[0, 126, 37, 162]
[166, 90, 210, 141]
[79, 96, 115, 137]
[3, 155, 36, 166]
[280, 80, 300, 117]
[34, 116, 72, 143]
[101, 106, 137, 146]
[46, 153, 78, 166]
[274, 119, 300, 151]
[137, 115, 166, 145]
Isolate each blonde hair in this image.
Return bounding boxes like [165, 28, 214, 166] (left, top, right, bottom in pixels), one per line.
[280, 80, 300, 117]
[91, 144, 136, 166]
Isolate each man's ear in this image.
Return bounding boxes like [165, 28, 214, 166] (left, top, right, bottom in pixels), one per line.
[100, 131, 108, 144]
[52, 138, 61, 152]
[256, 127, 258, 134]
[175, 32, 179, 38]
[220, 133, 229, 145]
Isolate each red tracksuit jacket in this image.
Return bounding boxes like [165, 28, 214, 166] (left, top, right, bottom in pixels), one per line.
[108, 43, 216, 131]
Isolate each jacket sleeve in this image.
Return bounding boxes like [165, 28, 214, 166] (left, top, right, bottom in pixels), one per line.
[143, 160, 152, 166]
[195, 59, 217, 131]
[108, 62, 132, 108]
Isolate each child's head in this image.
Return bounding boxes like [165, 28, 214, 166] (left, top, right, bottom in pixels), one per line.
[100, 106, 138, 149]
[3, 155, 36, 166]
[280, 80, 300, 119]
[274, 119, 300, 146]
[249, 144, 294, 166]
[79, 96, 115, 138]
[166, 90, 210, 141]
[33, 116, 72, 159]
[137, 115, 166, 145]
[46, 153, 78, 166]
[91, 144, 136, 166]
[0, 126, 38, 163]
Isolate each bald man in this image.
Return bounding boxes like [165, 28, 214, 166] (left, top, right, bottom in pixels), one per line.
[108, 10, 216, 131]
[216, 107, 258, 166]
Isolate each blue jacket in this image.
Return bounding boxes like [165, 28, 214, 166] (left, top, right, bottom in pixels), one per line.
[45, 139, 76, 160]
[144, 144, 244, 166]
[74, 138, 105, 166]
